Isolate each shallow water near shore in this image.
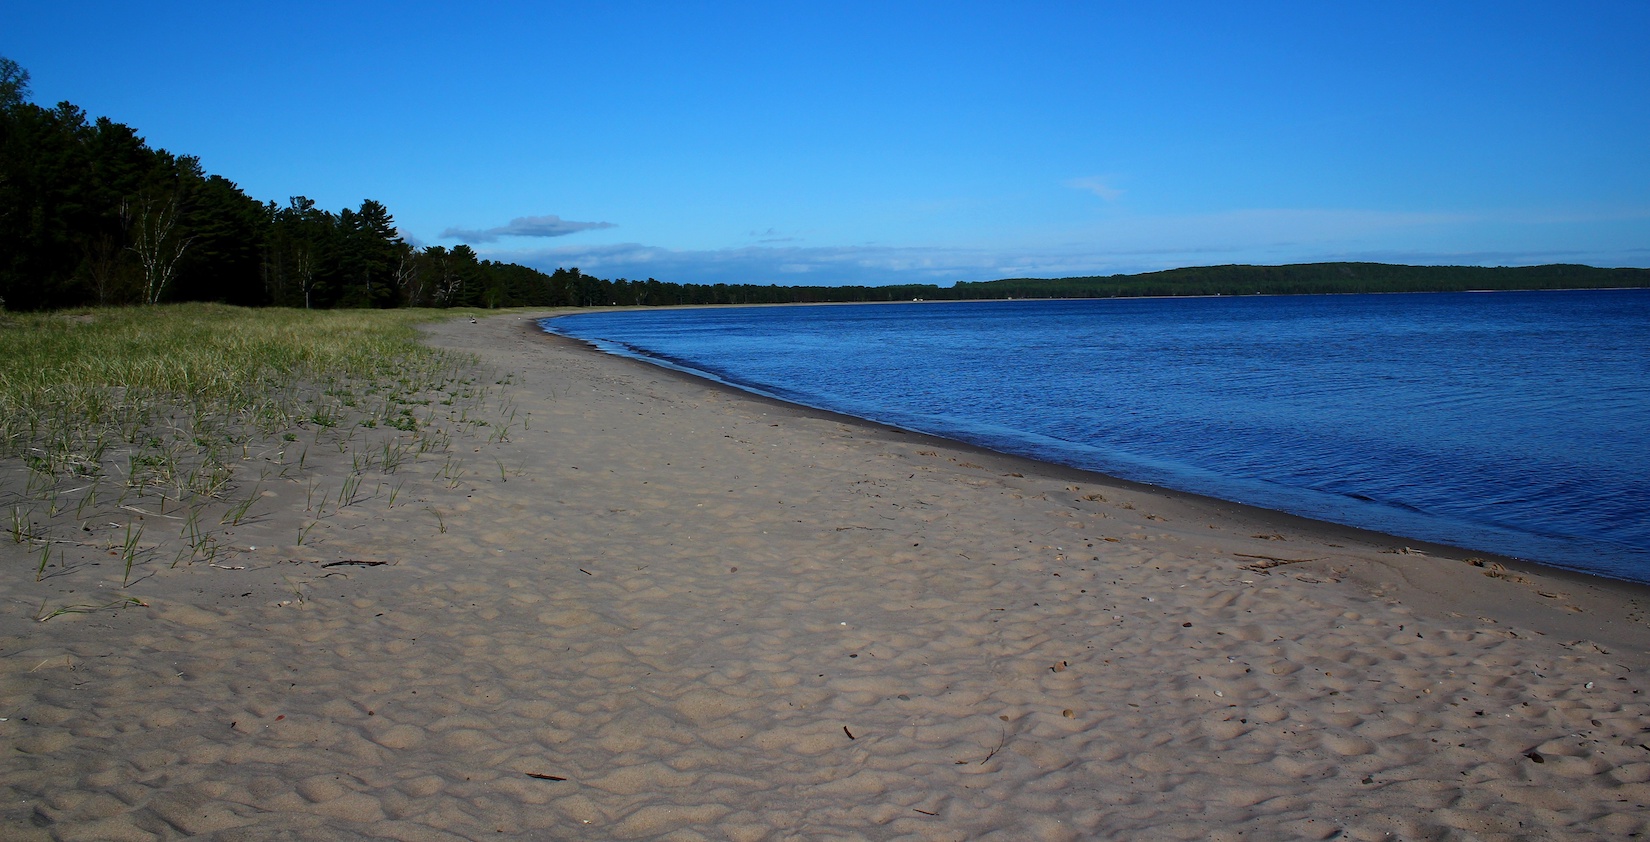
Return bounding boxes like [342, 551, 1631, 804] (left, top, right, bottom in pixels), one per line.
[543, 289, 1650, 583]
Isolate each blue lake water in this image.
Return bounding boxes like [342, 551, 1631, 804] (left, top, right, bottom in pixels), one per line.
[542, 290, 1650, 584]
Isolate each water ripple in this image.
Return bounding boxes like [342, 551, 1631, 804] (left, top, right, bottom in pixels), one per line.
[547, 290, 1650, 583]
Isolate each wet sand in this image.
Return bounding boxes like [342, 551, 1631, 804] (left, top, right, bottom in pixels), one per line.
[2, 311, 1648, 840]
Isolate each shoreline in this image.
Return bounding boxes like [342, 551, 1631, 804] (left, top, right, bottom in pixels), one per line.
[3, 310, 1647, 839]
[538, 310, 1650, 599]
[530, 316, 1650, 657]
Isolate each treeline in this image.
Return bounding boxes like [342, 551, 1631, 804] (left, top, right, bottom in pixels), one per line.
[953, 262, 1650, 299]
[594, 281, 948, 306]
[0, 54, 961, 312]
[0, 57, 629, 312]
[604, 263, 1650, 306]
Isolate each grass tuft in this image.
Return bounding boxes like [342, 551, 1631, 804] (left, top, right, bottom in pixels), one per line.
[1, 303, 514, 605]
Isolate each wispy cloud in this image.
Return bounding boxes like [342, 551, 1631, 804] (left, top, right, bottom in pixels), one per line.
[487, 242, 1193, 286]
[491, 242, 995, 285]
[474, 204, 1650, 286]
[440, 214, 615, 243]
[750, 227, 800, 244]
[1068, 176, 1124, 202]
[1320, 246, 1650, 266]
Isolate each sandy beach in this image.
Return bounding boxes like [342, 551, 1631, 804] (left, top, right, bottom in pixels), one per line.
[3, 310, 1649, 841]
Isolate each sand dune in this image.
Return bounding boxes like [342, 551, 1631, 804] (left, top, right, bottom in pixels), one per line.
[2, 312, 1648, 840]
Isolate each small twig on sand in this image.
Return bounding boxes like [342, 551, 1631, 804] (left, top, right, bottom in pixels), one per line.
[980, 726, 1006, 764]
[1234, 553, 1324, 571]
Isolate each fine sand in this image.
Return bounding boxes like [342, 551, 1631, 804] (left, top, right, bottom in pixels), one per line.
[3, 311, 1649, 841]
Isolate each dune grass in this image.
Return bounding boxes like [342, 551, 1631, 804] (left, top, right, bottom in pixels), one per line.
[1, 305, 472, 436]
[0, 304, 502, 471]
[0, 303, 514, 616]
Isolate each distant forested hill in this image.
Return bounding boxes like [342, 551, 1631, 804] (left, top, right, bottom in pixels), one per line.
[568, 263, 1650, 306]
[951, 263, 1650, 300]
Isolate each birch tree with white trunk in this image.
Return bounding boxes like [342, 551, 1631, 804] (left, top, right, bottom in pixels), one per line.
[123, 191, 193, 305]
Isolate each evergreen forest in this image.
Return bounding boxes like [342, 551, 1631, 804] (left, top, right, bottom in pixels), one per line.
[2, 57, 1645, 313]
[0, 57, 624, 312]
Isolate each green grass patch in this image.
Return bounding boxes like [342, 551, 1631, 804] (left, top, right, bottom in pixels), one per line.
[0, 302, 525, 610]
[0, 304, 496, 459]
[0, 304, 478, 419]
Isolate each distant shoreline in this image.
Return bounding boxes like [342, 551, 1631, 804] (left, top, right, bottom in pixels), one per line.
[546, 282, 1650, 310]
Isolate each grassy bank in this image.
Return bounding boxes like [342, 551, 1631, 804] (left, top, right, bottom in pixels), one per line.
[0, 304, 515, 618]
[2, 305, 470, 433]
[0, 304, 500, 472]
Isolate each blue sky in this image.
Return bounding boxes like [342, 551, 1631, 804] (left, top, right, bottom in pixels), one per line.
[7, 1, 1648, 285]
